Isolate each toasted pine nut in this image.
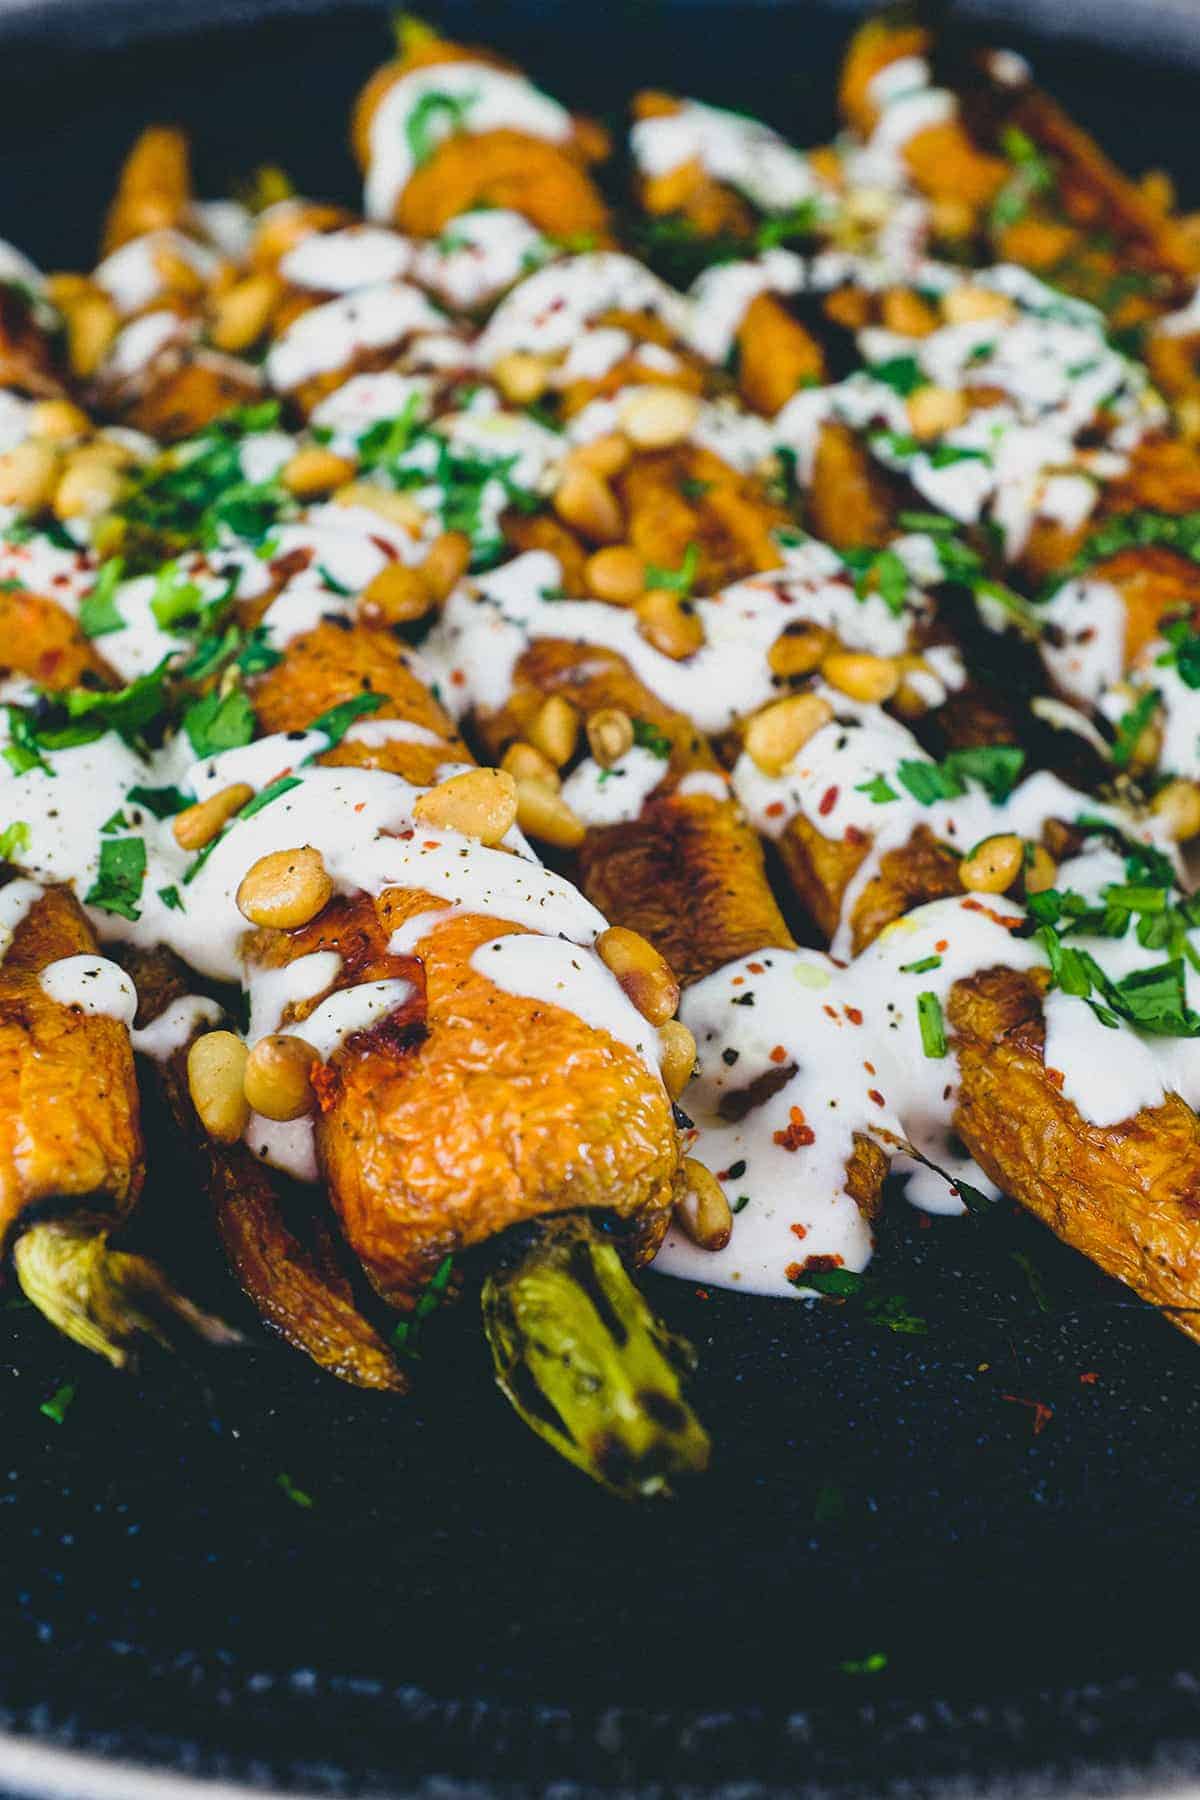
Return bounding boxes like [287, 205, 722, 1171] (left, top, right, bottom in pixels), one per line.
[281, 447, 357, 498]
[1023, 842, 1058, 894]
[187, 1031, 250, 1144]
[958, 833, 1024, 895]
[501, 741, 560, 790]
[243, 1033, 320, 1122]
[880, 287, 939, 336]
[585, 544, 645, 605]
[53, 458, 124, 520]
[674, 1157, 733, 1252]
[412, 767, 518, 845]
[332, 483, 425, 532]
[420, 530, 471, 602]
[768, 626, 833, 679]
[906, 384, 969, 440]
[570, 433, 631, 479]
[527, 694, 579, 768]
[515, 778, 586, 848]
[595, 925, 680, 1026]
[153, 243, 206, 300]
[930, 195, 975, 240]
[586, 707, 634, 767]
[491, 351, 552, 406]
[210, 271, 278, 352]
[657, 1019, 696, 1100]
[744, 693, 833, 776]
[359, 561, 431, 625]
[172, 782, 254, 852]
[1151, 777, 1200, 842]
[941, 284, 1015, 326]
[0, 440, 57, 510]
[821, 651, 899, 704]
[28, 398, 90, 443]
[69, 437, 135, 469]
[64, 293, 119, 378]
[553, 464, 624, 543]
[617, 385, 700, 449]
[236, 846, 334, 929]
[636, 589, 704, 660]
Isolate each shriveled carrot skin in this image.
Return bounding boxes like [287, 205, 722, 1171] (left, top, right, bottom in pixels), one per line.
[117, 358, 263, 443]
[101, 125, 193, 255]
[0, 287, 65, 398]
[735, 294, 825, 418]
[248, 894, 678, 1306]
[0, 589, 110, 691]
[772, 814, 962, 954]
[630, 91, 757, 238]
[351, 40, 610, 241]
[807, 422, 895, 551]
[949, 964, 1200, 1348]
[250, 617, 469, 787]
[618, 445, 789, 586]
[126, 943, 407, 1392]
[0, 885, 142, 1248]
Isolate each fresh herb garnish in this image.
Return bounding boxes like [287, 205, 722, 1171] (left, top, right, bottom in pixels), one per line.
[126, 783, 188, 818]
[183, 687, 256, 758]
[39, 1381, 75, 1425]
[631, 718, 672, 759]
[404, 88, 476, 168]
[84, 835, 147, 921]
[839, 545, 910, 618]
[1110, 687, 1158, 770]
[310, 691, 387, 745]
[391, 1254, 455, 1357]
[78, 557, 125, 638]
[895, 745, 1025, 806]
[644, 542, 699, 598]
[916, 990, 946, 1058]
[869, 355, 925, 397]
[0, 820, 30, 859]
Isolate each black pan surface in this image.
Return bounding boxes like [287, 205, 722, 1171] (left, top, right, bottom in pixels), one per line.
[3, 3, 1200, 1794]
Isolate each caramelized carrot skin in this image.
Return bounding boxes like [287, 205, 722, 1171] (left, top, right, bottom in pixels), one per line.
[0, 589, 109, 690]
[950, 965, 1200, 1346]
[0, 886, 142, 1246]
[246, 893, 677, 1307]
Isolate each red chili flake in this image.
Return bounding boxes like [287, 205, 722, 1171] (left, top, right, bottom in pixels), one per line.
[823, 1004, 838, 1021]
[450, 669, 466, 687]
[818, 785, 839, 817]
[770, 1044, 789, 1063]
[354, 802, 366, 813]
[789, 1223, 808, 1241]
[935, 939, 949, 953]
[1078, 1371, 1099, 1386]
[868, 1089, 886, 1108]
[1046, 1067, 1064, 1090]
[694, 1287, 710, 1300]
[785, 1262, 804, 1283]
[747, 961, 765, 974]
[845, 1006, 863, 1025]
[766, 800, 786, 819]
[731, 975, 745, 986]
[774, 1106, 816, 1151]
[863, 1060, 876, 1076]
[845, 825, 867, 846]
[1000, 1393, 1054, 1436]
[961, 898, 1021, 929]
[369, 533, 399, 562]
[422, 840, 440, 849]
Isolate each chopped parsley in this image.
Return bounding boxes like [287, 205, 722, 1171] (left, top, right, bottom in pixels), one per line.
[404, 88, 476, 168]
[391, 1254, 455, 1358]
[126, 783, 188, 818]
[149, 560, 205, 629]
[183, 686, 256, 758]
[0, 820, 30, 860]
[916, 990, 946, 1058]
[855, 773, 899, 804]
[310, 690, 387, 745]
[839, 545, 910, 618]
[275, 1472, 314, 1509]
[78, 557, 125, 638]
[1156, 615, 1200, 689]
[900, 954, 942, 974]
[793, 1266, 927, 1334]
[631, 718, 672, 759]
[869, 354, 925, 397]
[158, 884, 183, 911]
[238, 774, 302, 818]
[991, 125, 1055, 230]
[1110, 687, 1158, 769]
[896, 745, 1025, 806]
[39, 1381, 76, 1425]
[644, 542, 699, 598]
[85, 835, 147, 921]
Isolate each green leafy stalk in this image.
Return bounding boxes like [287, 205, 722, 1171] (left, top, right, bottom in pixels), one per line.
[13, 1215, 242, 1369]
[481, 1215, 709, 1500]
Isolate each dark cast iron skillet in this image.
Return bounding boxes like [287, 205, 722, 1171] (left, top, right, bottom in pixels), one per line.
[3, 2, 1200, 1794]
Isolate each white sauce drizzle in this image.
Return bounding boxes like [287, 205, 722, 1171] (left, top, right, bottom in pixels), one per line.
[39, 954, 137, 1023]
